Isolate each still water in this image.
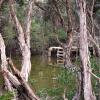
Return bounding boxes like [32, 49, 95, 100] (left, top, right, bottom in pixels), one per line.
[13, 56, 66, 91]
[0, 56, 99, 99]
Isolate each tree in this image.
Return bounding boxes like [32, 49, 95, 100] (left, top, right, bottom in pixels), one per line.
[9, 0, 33, 81]
[0, 0, 39, 99]
[77, 0, 96, 100]
[39, 0, 74, 67]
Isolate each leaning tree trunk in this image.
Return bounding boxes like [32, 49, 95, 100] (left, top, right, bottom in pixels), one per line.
[0, 34, 39, 100]
[0, 33, 13, 92]
[9, 0, 33, 81]
[78, 0, 96, 100]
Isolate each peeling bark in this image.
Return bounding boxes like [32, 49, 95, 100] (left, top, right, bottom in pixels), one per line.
[78, 0, 96, 100]
[0, 33, 13, 92]
[9, 0, 33, 81]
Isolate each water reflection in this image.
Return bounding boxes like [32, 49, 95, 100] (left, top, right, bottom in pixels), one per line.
[48, 57, 65, 66]
[30, 56, 63, 91]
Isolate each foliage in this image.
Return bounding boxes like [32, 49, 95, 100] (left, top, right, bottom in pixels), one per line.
[37, 88, 47, 98]
[57, 70, 76, 86]
[29, 78, 37, 85]
[57, 29, 66, 42]
[37, 69, 76, 99]
[47, 87, 63, 96]
[90, 56, 100, 99]
[0, 92, 14, 100]
[90, 57, 100, 77]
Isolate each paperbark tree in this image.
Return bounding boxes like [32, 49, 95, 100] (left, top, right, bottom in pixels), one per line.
[77, 0, 96, 100]
[0, 34, 39, 100]
[0, 1, 39, 99]
[9, 0, 33, 81]
[0, 33, 13, 92]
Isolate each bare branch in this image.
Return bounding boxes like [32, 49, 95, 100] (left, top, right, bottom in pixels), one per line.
[65, 0, 73, 31]
[53, 0, 65, 28]
[55, 35, 65, 48]
[34, 1, 46, 11]
[89, 70, 100, 81]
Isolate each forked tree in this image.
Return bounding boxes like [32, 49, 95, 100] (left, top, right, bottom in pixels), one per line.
[9, 0, 33, 81]
[0, 0, 39, 99]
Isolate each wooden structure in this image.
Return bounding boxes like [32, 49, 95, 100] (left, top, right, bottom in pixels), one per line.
[48, 47, 65, 58]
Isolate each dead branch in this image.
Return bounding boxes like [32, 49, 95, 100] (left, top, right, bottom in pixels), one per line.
[53, 0, 65, 28]
[34, 1, 46, 11]
[2, 69, 21, 87]
[62, 88, 68, 100]
[89, 70, 100, 81]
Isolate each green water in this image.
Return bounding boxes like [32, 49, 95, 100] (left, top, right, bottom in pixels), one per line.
[0, 56, 99, 99]
[12, 56, 76, 99]
[30, 56, 63, 91]
[13, 56, 66, 90]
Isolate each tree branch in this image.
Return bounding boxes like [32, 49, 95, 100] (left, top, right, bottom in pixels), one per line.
[7, 58, 40, 100]
[89, 70, 100, 81]
[9, 0, 26, 51]
[53, 0, 65, 28]
[24, 0, 34, 48]
[34, 1, 46, 11]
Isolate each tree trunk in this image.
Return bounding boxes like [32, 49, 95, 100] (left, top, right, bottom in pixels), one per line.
[78, 0, 96, 100]
[9, 0, 33, 81]
[0, 33, 39, 99]
[64, 0, 73, 67]
[0, 33, 13, 92]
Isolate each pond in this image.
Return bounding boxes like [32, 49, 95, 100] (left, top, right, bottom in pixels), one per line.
[0, 55, 99, 99]
[12, 55, 77, 99]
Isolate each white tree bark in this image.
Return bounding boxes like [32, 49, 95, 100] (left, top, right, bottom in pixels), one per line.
[21, 0, 34, 81]
[78, 0, 96, 100]
[9, 0, 33, 81]
[0, 33, 13, 91]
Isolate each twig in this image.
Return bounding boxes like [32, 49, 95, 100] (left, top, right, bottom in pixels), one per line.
[89, 70, 100, 81]
[34, 1, 46, 11]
